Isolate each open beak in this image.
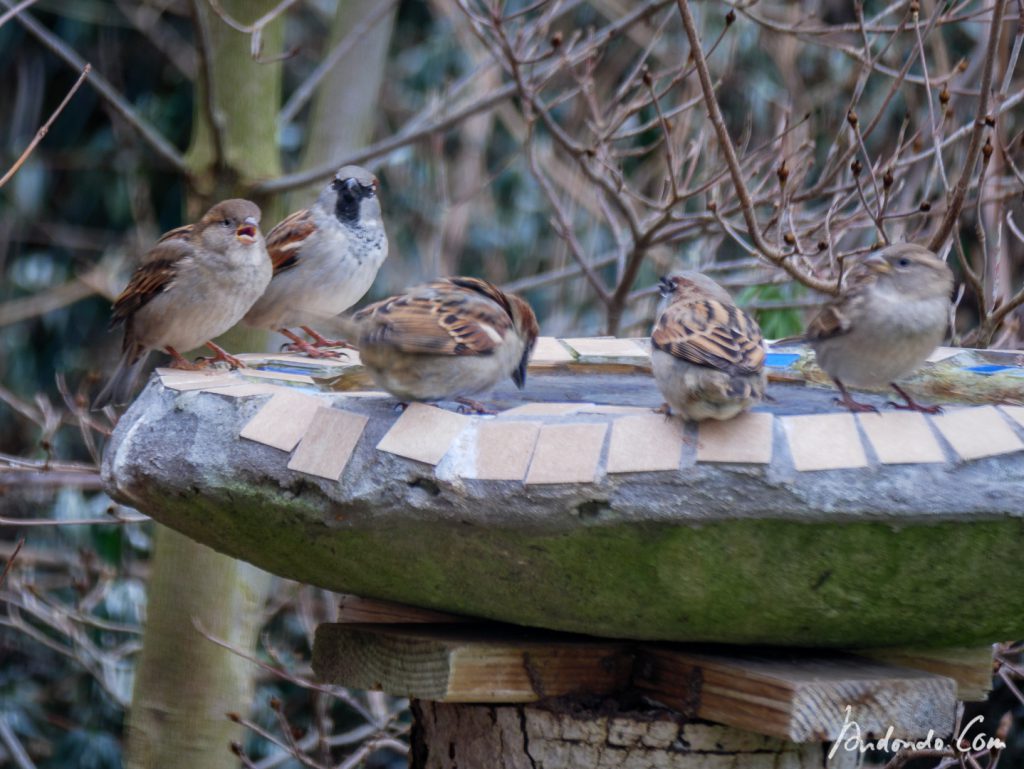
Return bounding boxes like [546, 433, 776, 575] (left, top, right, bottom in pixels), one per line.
[863, 252, 891, 273]
[512, 353, 529, 390]
[658, 276, 674, 297]
[236, 217, 258, 244]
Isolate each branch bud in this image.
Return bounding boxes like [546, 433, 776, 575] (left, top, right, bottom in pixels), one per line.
[883, 168, 894, 189]
[851, 159, 863, 177]
[725, 9, 736, 25]
[817, 241, 828, 252]
[919, 200, 931, 212]
[550, 31, 563, 49]
[846, 110, 858, 129]
[776, 161, 789, 187]
[783, 232, 796, 246]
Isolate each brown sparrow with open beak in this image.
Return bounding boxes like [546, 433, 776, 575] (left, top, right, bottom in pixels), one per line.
[801, 243, 954, 413]
[92, 199, 270, 409]
[650, 271, 766, 421]
[243, 165, 387, 356]
[327, 276, 538, 412]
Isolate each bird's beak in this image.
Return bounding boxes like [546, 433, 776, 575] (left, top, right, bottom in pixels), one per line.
[864, 253, 891, 273]
[236, 217, 258, 244]
[658, 276, 674, 297]
[512, 353, 529, 390]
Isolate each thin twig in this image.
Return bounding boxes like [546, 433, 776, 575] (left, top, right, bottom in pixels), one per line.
[1, 0, 188, 173]
[0, 64, 90, 189]
[0, 538, 24, 588]
[928, 0, 1008, 250]
[675, 0, 837, 295]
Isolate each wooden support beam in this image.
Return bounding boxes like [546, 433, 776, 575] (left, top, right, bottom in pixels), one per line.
[633, 647, 957, 742]
[856, 645, 994, 702]
[336, 594, 474, 624]
[312, 624, 633, 703]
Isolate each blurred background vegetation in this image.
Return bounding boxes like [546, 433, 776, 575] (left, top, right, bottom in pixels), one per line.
[1, 0, 1023, 767]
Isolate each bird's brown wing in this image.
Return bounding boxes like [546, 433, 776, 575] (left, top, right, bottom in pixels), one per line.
[109, 261, 181, 330]
[354, 280, 513, 356]
[652, 299, 765, 376]
[804, 265, 876, 341]
[265, 208, 315, 275]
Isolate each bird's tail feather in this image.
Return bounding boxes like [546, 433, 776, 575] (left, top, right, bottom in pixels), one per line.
[92, 346, 150, 410]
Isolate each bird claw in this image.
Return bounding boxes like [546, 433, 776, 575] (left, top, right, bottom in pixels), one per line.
[887, 400, 943, 415]
[281, 340, 346, 359]
[654, 403, 673, 417]
[456, 397, 496, 415]
[832, 395, 878, 414]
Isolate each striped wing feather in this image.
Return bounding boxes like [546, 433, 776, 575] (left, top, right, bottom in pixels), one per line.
[652, 299, 765, 375]
[265, 208, 315, 275]
[354, 278, 512, 356]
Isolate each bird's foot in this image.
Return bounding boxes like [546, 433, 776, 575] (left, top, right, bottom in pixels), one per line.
[654, 403, 673, 416]
[164, 346, 204, 371]
[888, 384, 942, 414]
[199, 342, 246, 370]
[300, 326, 357, 350]
[456, 397, 496, 415]
[279, 329, 345, 359]
[832, 394, 878, 413]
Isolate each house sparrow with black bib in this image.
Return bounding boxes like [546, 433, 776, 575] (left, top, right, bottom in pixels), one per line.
[650, 271, 766, 421]
[324, 276, 539, 413]
[244, 165, 387, 356]
[93, 199, 270, 409]
[800, 243, 954, 413]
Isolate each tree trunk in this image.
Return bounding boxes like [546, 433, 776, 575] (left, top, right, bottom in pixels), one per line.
[125, 3, 284, 767]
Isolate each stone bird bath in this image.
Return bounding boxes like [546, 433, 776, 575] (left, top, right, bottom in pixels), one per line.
[102, 337, 1024, 649]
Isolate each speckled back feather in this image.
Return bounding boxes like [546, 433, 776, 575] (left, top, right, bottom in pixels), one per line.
[652, 298, 765, 376]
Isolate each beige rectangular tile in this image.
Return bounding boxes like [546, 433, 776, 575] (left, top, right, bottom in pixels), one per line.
[781, 413, 868, 471]
[696, 412, 774, 464]
[464, 421, 541, 481]
[1001, 405, 1024, 430]
[926, 347, 962, 363]
[163, 375, 240, 391]
[530, 336, 575, 363]
[204, 382, 288, 398]
[562, 337, 648, 358]
[240, 368, 317, 385]
[857, 412, 945, 464]
[376, 403, 469, 465]
[287, 407, 369, 480]
[525, 422, 608, 484]
[606, 414, 685, 473]
[931, 406, 1024, 461]
[502, 402, 593, 417]
[239, 391, 326, 451]
[578, 405, 654, 415]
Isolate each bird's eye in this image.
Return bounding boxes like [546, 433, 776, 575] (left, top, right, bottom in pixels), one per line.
[897, 257, 910, 267]
[222, 218, 232, 227]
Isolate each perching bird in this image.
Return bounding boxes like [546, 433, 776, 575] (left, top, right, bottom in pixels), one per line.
[328, 276, 539, 412]
[92, 199, 271, 409]
[650, 271, 766, 421]
[801, 243, 954, 413]
[243, 165, 387, 356]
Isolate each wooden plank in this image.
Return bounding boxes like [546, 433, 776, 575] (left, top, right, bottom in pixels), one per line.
[855, 645, 994, 702]
[336, 595, 475, 624]
[632, 647, 956, 741]
[312, 624, 633, 703]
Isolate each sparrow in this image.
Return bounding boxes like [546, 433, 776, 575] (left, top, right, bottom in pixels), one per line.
[326, 276, 539, 412]
[243, 165, 388, 357]
[92, 199, 271, 409]
[650, 271, 766, 421]
[800, 243, 954, 413]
